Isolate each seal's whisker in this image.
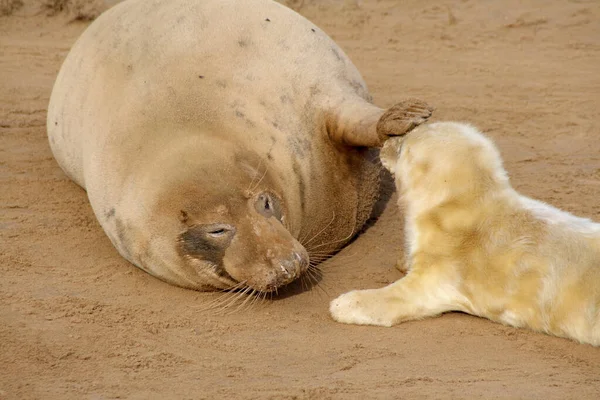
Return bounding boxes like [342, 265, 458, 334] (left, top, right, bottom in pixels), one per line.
[305, 267, 329, 297]
[307, 258, 332, 266]
[255, 292, 273, 306]
[304, 263, 317, 276]
[308, 255, 341, 265]
[252, 290, 268, 308]
[306, 249, 336, 255]
[299, 273, 308, 292]
[307, 264, 332, 289]
[253, 288, 267, 309]
[236, 286, 259, 312]
[302, 211, 336, 248]
[300, 276, 321, 297]
[306, 263, 322, 275]
[298, 270, 312, 288]
[310, 250, 358, 265]
[246, 288, 262, 310]
[304, 211, 336, 247]
[209, 290, 243, 314]
[223, 280, 250, 294]
[229, 287, 258, 314]
[307, 262, 323, 271]
[229, 280, 249, 290]
[248, 288, 264, 311]
[297, 211, 334, 247]
[208, 282, 253, 313]
[245, 158, 264, 194]
[313, 257, 343, 267]
[196, 296, 226, 312]
[216, 285, 253, 314]
[304, 265, 318, 284]
[298, 218, 321, 244]
[307, 253, 336, 261]
[312, 282, 329, 298]
[201, 293, 237, 313]
[301, 268, 323, 292]
[251, 290, 263, 309]
[297, 228, 311, 247]
[248, 160, 269, 195]
[306, 225, 355, 253]
[283, 213, 297, 239]
[196, 281, 248, 312]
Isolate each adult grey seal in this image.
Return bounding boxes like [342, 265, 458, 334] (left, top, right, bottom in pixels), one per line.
[47, 0, 433, 292]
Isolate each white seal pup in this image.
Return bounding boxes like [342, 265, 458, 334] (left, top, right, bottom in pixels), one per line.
[330, 122, 600, 346]
[47, 0, 433, 292]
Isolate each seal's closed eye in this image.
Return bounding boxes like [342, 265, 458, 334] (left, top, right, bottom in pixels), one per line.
[180, 224, 236, 255]
[208, 228, 226, 236]
[206, 225, 234, 238]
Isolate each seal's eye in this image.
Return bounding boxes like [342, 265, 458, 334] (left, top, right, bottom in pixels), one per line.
[179, 224, 237, 274]
[207, 227, 228, 237]
[203, 224, 235, 239]
[179, 224, 236, 259]
[255, 192, 283, 221]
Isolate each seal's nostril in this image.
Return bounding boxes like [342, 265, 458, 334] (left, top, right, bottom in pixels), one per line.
[267, 249, 309, 288]
[279, 264, 289, 276]
[294, 251, 309, 270]
[277, 254, 301, 279]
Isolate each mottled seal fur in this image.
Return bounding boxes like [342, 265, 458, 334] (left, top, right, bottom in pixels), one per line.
[47, 0, 433, 292]
[330, 122, 600, 346]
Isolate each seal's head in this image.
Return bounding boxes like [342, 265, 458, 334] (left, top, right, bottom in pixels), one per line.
[175, 186, 309, 292]
[132, 139, 309, 292]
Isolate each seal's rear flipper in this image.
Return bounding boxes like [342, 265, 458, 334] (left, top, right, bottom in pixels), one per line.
[326, 98, 434, 148]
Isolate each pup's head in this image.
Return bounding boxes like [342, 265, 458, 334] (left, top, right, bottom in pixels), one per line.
[380, 122, 509, 205]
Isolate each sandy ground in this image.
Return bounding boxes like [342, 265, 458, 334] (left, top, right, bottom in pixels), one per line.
[2, 0, 600, 398]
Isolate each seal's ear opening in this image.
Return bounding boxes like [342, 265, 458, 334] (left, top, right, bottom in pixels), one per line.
[179, 210, 189, 224]
[379, 137, 403, 174]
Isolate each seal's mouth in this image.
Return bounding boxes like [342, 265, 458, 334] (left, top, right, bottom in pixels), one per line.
[198, 248, 314, 313]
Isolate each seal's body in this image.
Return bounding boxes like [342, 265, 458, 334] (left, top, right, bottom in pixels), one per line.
[331, 122, 600, 346]
[48, 0, 432, 291]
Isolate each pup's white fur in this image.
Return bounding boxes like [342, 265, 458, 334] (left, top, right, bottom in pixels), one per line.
[330, 122, 600, 346]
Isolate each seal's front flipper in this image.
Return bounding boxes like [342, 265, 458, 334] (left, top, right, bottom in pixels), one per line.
[326, 98, 433, 148]
[376, 98, 434, 139]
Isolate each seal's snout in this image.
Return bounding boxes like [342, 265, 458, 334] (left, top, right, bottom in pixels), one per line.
[259, 246, 309, 292]
[277, 250, 309, 280]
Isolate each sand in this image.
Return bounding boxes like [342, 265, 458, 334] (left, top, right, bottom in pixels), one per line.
[1, 0, 600, 398]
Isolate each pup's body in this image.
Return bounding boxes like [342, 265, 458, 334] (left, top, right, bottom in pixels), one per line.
[330, 122, 600, 346]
